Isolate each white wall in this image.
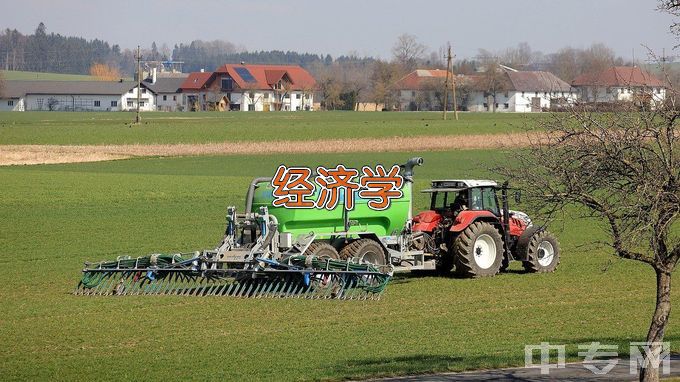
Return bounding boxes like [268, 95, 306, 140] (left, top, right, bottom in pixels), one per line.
[465, 90, 578, 112]
[121, 86, 156, 111]
[0, 98, 23, 111]
[24, 94, 123, 111]
[576, 85, 665, 106]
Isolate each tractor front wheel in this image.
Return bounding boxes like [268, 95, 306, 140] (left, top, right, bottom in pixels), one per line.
[454, 222, 504, 277]
[519, 230, 560, 273]
[339, 239, 386, 265]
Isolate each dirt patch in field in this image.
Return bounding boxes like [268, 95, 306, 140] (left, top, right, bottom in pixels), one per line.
[0, 133, 538, 166]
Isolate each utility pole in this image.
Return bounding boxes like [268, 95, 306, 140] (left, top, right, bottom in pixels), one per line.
[135, 45, 142, 124]
[443, 44, 451, 120]
[442, 44, 458, 121]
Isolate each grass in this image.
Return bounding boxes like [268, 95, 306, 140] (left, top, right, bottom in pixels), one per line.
[0, 149, 676, 381]
[0, 111, 535, 145]
[1, 70, 100, 81]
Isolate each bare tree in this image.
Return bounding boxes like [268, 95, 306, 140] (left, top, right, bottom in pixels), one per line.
[392, 33, 426, 72]
[659, 0, 680, 38]
[474, 54, 511, 112]
[370, 60, 401, 110]
[500, 95, 679, 381]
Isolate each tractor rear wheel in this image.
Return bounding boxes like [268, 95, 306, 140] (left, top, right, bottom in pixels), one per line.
[339, 239, 386, 265]
[454, 222, 504, 277]
[519, 229, 560, 273]
[306, 241, 339, 260]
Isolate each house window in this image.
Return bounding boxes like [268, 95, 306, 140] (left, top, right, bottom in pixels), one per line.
[248, 104, 255, 111]
[128, 89, 133, 94]
[139, 101, 145, 107]
[94, 100, 101, 107]
[249, 92, 254, 99]
[411, 91, 416, 97]
[504, 92, 508, 98]
[7, 100, 13, 106]
[284, 94, 290, 99]
[110, 101, 117, 107]
[483, 103, 488, 108]
[521, 92, 525, 97]
[222, 78, 233, 91]
[163, 95, 167, 101]
[304, 94, 310, 100]
[504, 103, 509, 109]
[543, 92, 547, 97]
[37, 98, 44, 109]
[264, 93, 270, 99]
[494, 103, 499, 109]
[127, 101, 134, 107]
[141, 88, 147, 94]
[173, 95, 177, 101]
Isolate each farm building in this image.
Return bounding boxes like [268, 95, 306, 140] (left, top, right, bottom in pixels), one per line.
[180, 64, 316, 112]
[393, 67, 577, 112]
[144, 70, 188, 112]
[462, 68, 577, 112]
[571, 66, 665, 107]
[0, 80, 157, 111]
[394, 69, 452, 111]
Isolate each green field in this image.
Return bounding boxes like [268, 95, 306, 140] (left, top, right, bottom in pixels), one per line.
[1, 70, 100, 81]
[0, 150, 675, 381]
[0, 111, 533, 145]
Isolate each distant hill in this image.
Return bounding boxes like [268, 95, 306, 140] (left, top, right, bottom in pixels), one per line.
[1, 70, 99, 81]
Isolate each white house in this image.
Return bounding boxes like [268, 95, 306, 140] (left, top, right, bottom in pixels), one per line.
[144, 70, 187, 111]
[180, 64, 316, 112]
[464, 69, 577, 112]
[571, 66, 665, 107]
[0, 80, 157, 111]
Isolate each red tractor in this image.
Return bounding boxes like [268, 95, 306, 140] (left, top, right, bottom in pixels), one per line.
[412, 179, 560, 277]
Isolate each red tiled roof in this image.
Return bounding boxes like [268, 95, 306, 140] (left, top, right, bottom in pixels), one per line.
[393, 69, 451, 90]
[214, 64, 316, 90]
[180, 72, 213, 90]
[572, 66, 663, 87]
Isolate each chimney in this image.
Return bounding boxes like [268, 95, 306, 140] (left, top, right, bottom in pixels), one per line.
[151, 68, 157, 84]
[200, 68, 205, 73]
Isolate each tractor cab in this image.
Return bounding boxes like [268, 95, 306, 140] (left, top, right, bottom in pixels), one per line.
[421, 179, 501, 218]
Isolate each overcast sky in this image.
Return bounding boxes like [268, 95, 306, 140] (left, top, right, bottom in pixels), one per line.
[2, 0, 678, 61]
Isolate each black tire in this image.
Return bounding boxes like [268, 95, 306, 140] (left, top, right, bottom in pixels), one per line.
[339, 238, 386, 265]
[520, 229, 560, 273]
[305, 241, 339, 260]
[435, 249, 454, 275]
[453, 221, 504, 278]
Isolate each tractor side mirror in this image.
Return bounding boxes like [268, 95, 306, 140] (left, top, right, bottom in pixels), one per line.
[514, 190, 522, 204]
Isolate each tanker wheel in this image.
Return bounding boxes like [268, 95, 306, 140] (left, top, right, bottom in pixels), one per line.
[453, 222, 504, 278]
[519, 229, 560, 273]
[306, 241, 339, 260]
[339, 239, 386, 265]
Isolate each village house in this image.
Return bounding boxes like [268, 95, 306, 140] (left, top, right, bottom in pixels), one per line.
[393, 69, 451, 111]
[0, 80, 157, 111]
[143, 69, 188, 112]
[180, 64, 316, 112]
[571, 66, 665, 107]
[393, 67, 577, 112]
[463, 68, 577, 112]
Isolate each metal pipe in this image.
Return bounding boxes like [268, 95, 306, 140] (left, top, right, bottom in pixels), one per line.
[245, 177, 272, 213]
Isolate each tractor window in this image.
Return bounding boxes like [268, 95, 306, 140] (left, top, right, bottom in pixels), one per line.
[470, 188, 483, 210]
[430, 192, 450, 210]
[482, 187, 500, 215]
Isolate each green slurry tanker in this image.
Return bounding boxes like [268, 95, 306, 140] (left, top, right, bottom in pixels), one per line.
[76, 157, 559, 299]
